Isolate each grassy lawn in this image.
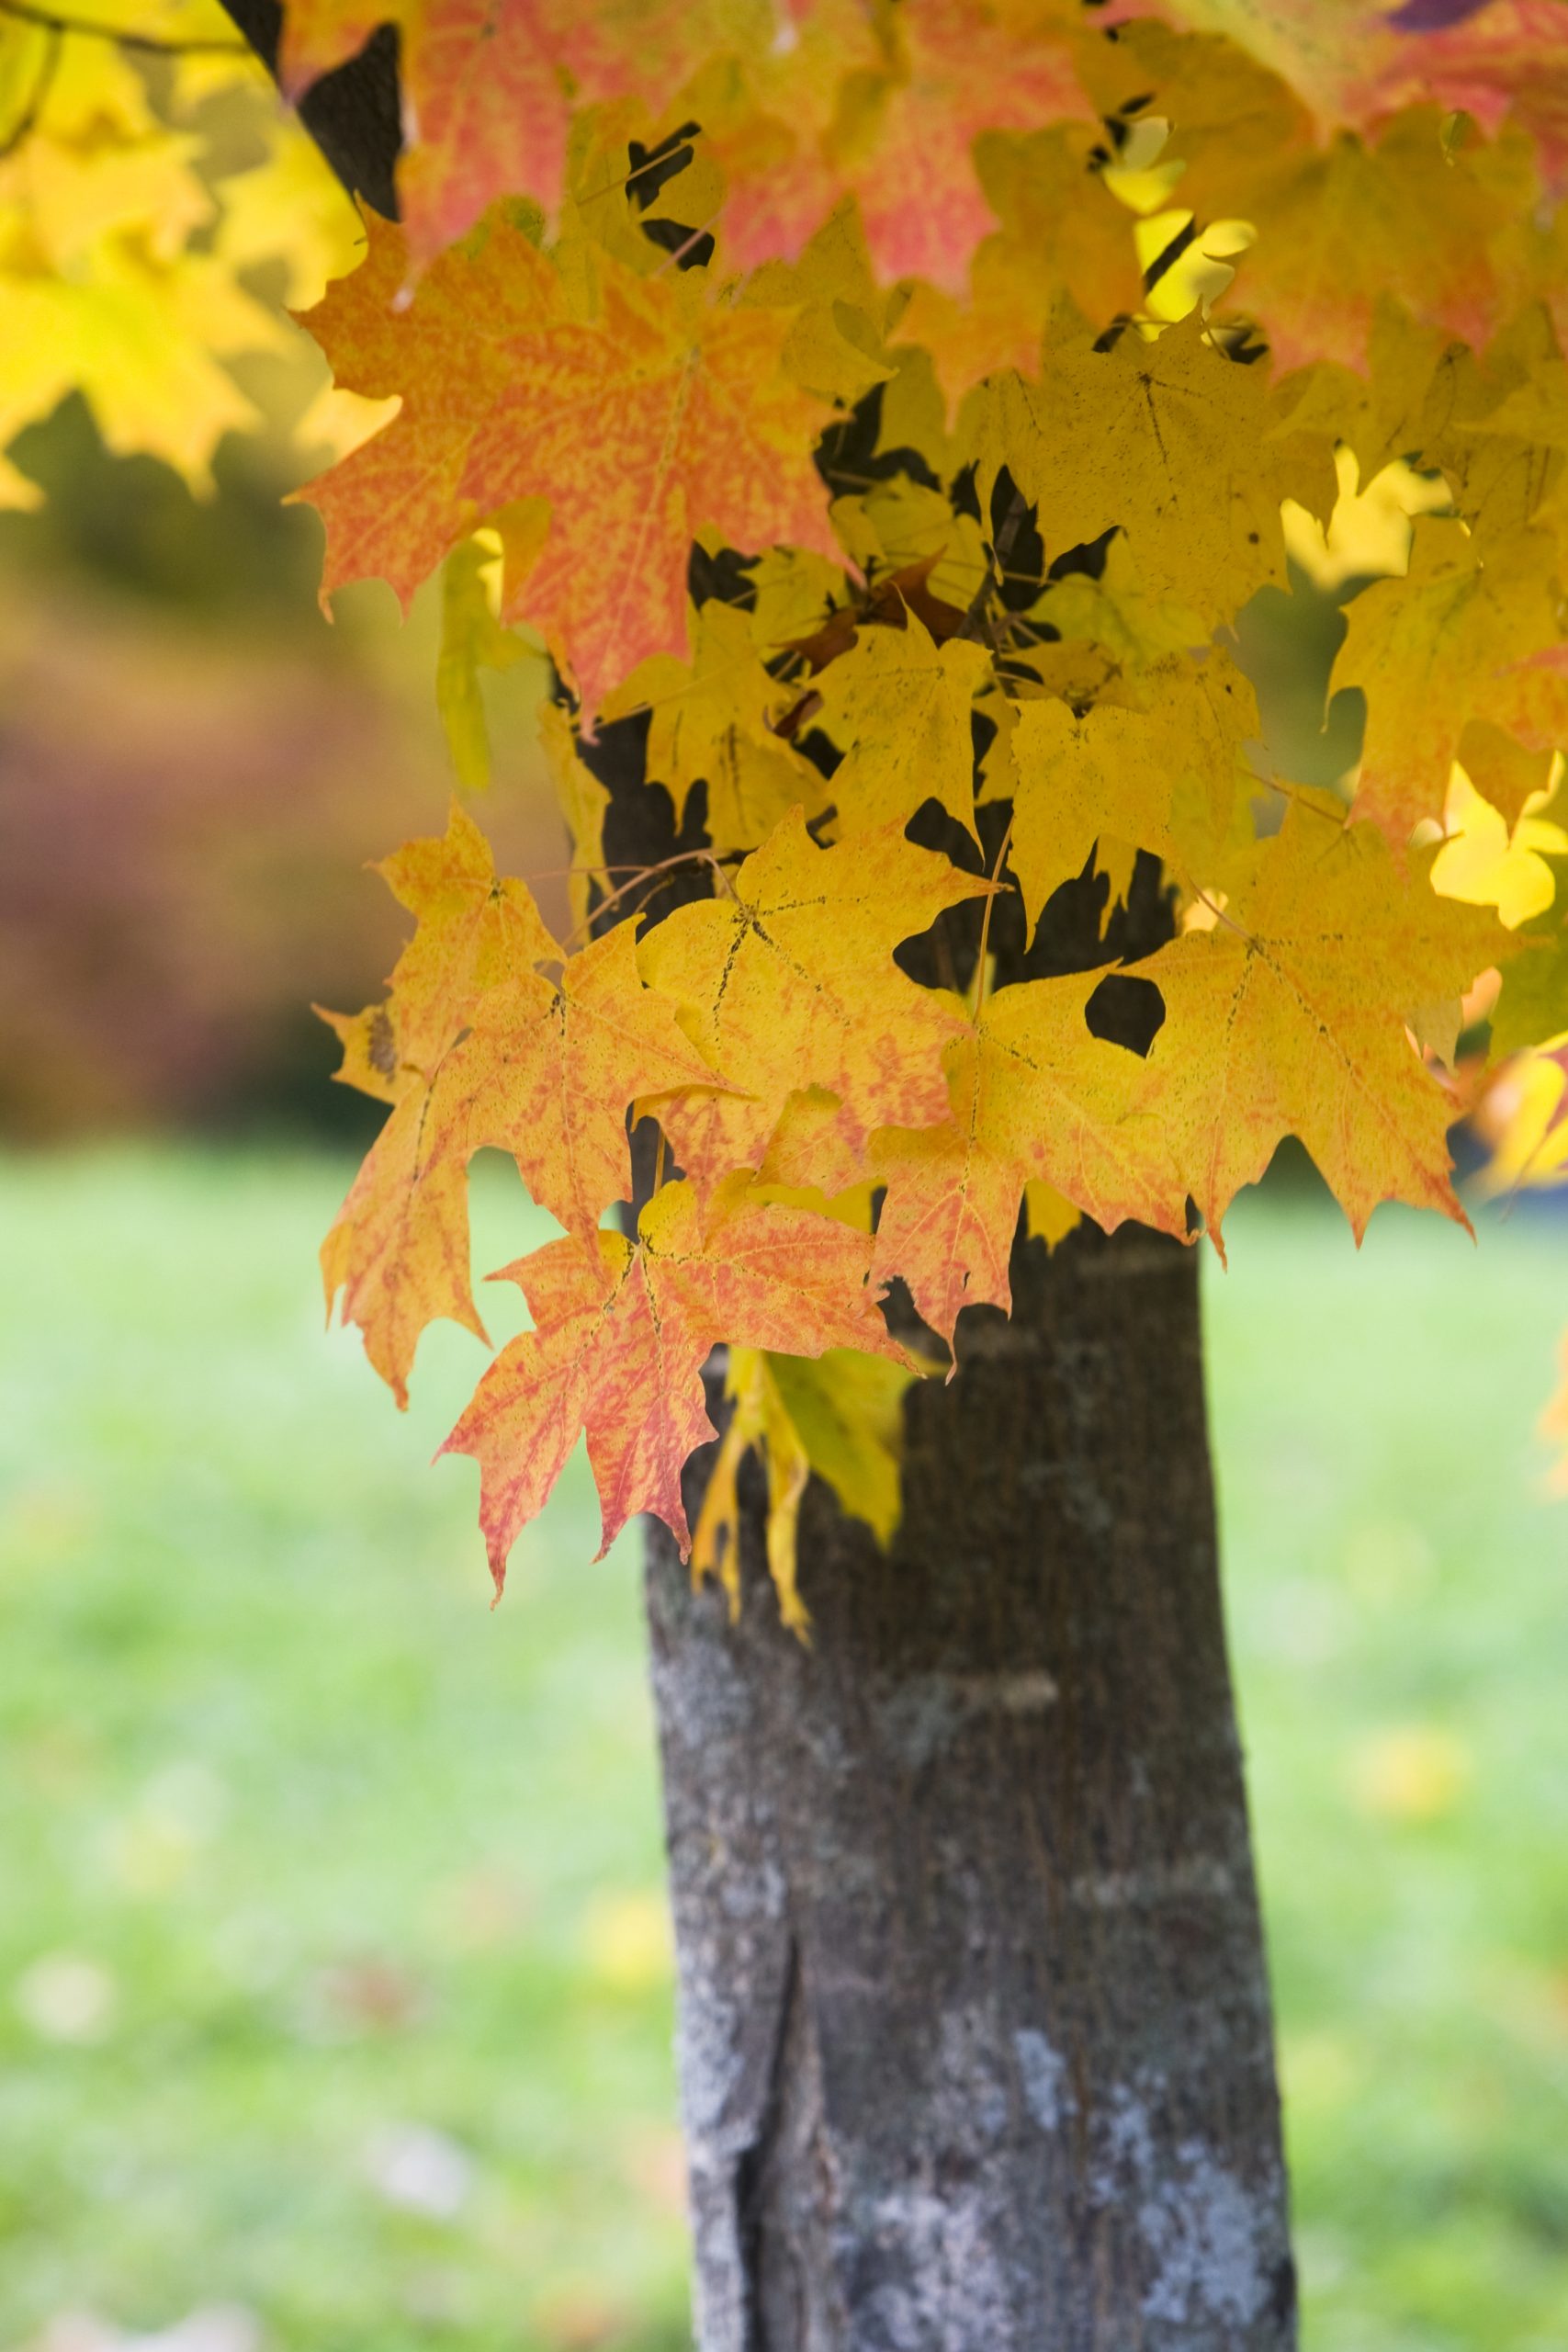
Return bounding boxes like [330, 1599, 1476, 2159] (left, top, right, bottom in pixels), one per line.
[0, 1148, 1564, 2349]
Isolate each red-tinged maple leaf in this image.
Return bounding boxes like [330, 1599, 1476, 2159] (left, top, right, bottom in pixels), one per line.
[1371, 5, 1568, 194]
[439, 1173, 903, 1586]
[277, 0, 737, 259]
[871, 974, 1190, 1344]
[297, 213, 836, 717]
[637, 807, 989, 1197]
[1228, 107, 1521, 378]
[823, 0, 1096, 291]
[1149, 0, 1568, 195]
[445, 922, 734, 1235]
[321, 1057, 484, 1408]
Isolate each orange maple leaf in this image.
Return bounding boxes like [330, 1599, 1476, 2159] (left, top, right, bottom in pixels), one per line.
[440, 1173, 904, 1585]
[637, 808, 989, 1196]
[277, 0, 726, 261]
[297, 214, 836, 717]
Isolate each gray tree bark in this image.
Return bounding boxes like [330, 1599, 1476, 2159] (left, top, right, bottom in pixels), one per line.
[647, 1221, 1295, 2351]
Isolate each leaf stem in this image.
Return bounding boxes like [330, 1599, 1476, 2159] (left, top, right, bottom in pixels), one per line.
[969, 814, 1014, 1017]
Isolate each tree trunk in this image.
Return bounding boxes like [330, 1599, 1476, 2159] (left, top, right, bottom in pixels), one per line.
[213, 14, 1297, 2335]
[646, 1222, 1296, 2350]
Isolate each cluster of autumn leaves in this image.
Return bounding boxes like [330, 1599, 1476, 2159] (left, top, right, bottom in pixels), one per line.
[281, 3, 1568, 1602]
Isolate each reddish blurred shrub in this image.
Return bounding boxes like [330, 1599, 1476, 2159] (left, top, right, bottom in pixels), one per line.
[0, 582, 561, 1140]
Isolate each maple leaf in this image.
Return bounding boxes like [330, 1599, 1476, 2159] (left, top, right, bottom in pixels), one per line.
[637, 808, 988, 1195]
[871, 975, 1190, 1343]
[600, 596, 821, 840]
[536, 699, 611, 934]
[1335, 514, 1567, 845]
[1130, 796, 1512, 1246]
[297, 212, 836, 717]
[891, 122, 1145, 409]
[0, 40, 295, 498]
[366, 799, 559, 1075]
[446, 921, 731, 1236]
[314, 804, 560, 1399]
[1229, 107, 1524, 377]
[958, 311, 1336, 626]
[320, 1058, 484, 1408]
[1007, 651, 1258, 935]
[434, 533, 540, 793]
[691, 1344, 814, 1629]
[767, 1346, 916, 1548]
[277, 0, 728, 263]
[810, 612, 990, 840]
[439, 1173, 903, 1585]
[823, 0, 1095, 292]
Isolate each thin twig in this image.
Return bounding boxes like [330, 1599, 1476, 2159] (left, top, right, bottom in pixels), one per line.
[562, 845, 736, 947]
[1188, 880, 1255, 945]
[650, 203, 724, 277]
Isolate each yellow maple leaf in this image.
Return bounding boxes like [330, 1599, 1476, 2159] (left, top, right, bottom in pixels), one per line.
[537, 700, 611, 935]
[958, 309, 1335, 625]
[600, 597, 819, 840]
[871, 973, 1189, 1343]
[1336, 514, 1566, 847]
[1008, 650, 1258, 934]
[1430, 755, 1568, 931]
[691, 1346, 815, 1632]
[366, 801, 559, 1077]
[1132, 796, 1511, 1246]
[320, 1060, 486, 1408]
[812, 612, 990, 841]
[637, 808, 988, 1197]
[434, 533, 543, 794]
[447, 922, 731, 1237]
[768, 1347, 916, 1550]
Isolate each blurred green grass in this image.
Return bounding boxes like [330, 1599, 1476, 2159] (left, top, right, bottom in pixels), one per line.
[0, 1148, 1564, 2351]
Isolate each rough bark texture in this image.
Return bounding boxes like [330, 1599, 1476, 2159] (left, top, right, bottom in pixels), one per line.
[647, 1222, 1294, 2351]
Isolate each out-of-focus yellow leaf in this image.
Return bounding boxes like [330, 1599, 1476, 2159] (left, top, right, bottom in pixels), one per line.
[435, 531, 540, 794]
[1430, 757, 1568, 930]
[768, 1347, 918, 1553]
[0, 28, 324, 493]
[1476, 1047, 1568, 1196]
[214, 120, 365, 309]
[1349, 1725, 1471, 1824]
[1282, 446, 1451, 593]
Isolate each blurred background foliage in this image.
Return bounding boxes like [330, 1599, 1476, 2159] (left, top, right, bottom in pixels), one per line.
[0, 18, 1564, 2352]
